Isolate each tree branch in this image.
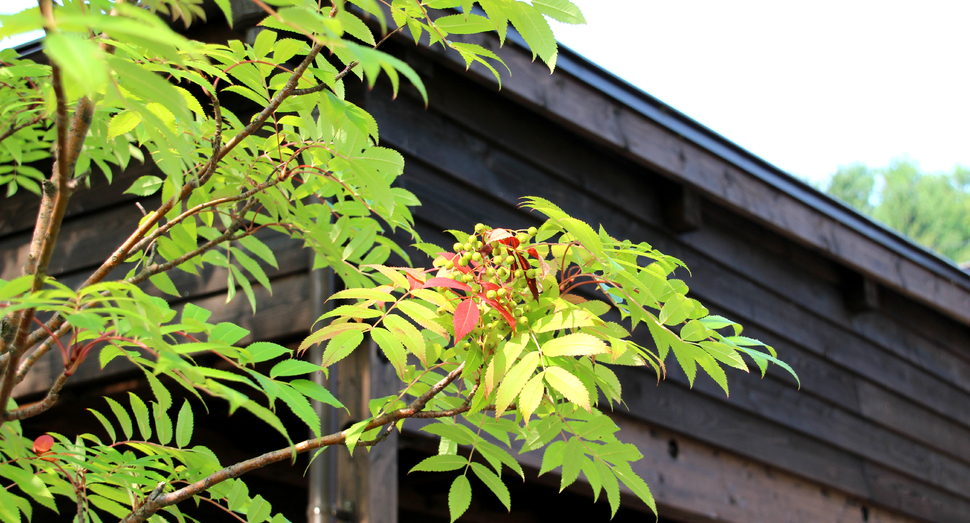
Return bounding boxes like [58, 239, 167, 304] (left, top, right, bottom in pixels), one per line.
[120, 362, 467, 523]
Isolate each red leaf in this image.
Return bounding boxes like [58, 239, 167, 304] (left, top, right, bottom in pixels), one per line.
[515, 252, 539, 300]
[499, 236, 520, 249]
[480, 281, 500, 292]
[486, 228, 513, 243]
[453, 299, 480, 341]
[526, 248, 540, 259]
[33, 434, 54, 455]
[423, 277, 472, 292]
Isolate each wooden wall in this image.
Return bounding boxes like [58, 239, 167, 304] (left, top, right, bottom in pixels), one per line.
[359, 33, 970, 522]
[4, 19, 970, 523]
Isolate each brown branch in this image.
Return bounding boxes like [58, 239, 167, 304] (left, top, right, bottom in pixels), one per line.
[3, 372, 68, 421]
[77, 42, 326, 293]
[121, 362, 467, 523]
[0, 113, 45, 144]
[0, 0, 86, 423]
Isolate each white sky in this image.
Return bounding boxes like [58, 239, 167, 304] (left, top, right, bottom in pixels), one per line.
[4, 1, 969, 184]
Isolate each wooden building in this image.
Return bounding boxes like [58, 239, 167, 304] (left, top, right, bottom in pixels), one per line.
[5, 8, 970, 523]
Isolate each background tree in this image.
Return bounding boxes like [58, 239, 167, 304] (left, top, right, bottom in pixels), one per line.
[825, 159, 970, 265]
[0, 1, 796, 522]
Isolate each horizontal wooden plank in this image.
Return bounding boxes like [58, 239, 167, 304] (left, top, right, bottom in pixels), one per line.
[0, 161, 149, 237]
[402, 413, 920, 523]
[0, 198, 147, 281]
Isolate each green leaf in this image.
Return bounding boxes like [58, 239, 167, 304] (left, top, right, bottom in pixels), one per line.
[495, 352, 539, 416]
[246, 341, 292, 363]
[278, 383, 322, 437]
[46, 32, 108, 95]
[410, 454, 467, 473]
[289, 379, 345, 410]
[212, 0, 233, 26]
[659, 293, 693, 326]
[269, 359, 323, 378]
[319, 328, 366, 368]
[109, 57, 190, 122]
[129, 392, 152, 441]
[145, 371, 172, 411]
[0, 276, 32, 301]
[371, 327, 407, 377]
[508, 1, 557, 70]
[517, 371, 545, 424]
[0, 457, 55, 510]
[153, 401, 173, 445]
[471, 462, 510, 511]
[247, 494, 271, 523]
[88, 408, 117, 444]
[176, 400, 194, 448]
[435, 13, 495, 34]
[124, 176, 164, 196]
[105, 397, 133, 440]
[149, 272, 180, 296]
[544, 366, 590, 411]
[329, 288, 398, 302]
[238, 235, 279, 269]
[107, 110, 142, 139]
[531, 0, 586, 24]
[598, 459, 621, 518]
[344, 419, 370, 455]
[560, 436, 583, 491]
[541, 332, 608, 357]
[383, 314, 427, 364]
[539, 439, 566, 475]
[210, 322, 250, 344]
[336, 10, 375, 45]
[614, 463, 657, 515]
[448, 475, 472, 523]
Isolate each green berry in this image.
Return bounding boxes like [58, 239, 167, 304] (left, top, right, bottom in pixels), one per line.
[514, 269, 524, 278]
[445, 260, 455, 269]
[453, 243, 463, 252]
[518, 316, 528, 325]
[526, 269, 536, 278]
[464, 242, 474, 252]
[472, 252, 483, 262]
[486, 290, 497, 300]
[467, 235, 477, 244]
[458, 258, 469, 267]
[475, 223, 486, 232]
[497, 288, 507, 297]
[505, 255, 515, 265]
[462, 273, 474, 283]
[528, 226, 538, 236]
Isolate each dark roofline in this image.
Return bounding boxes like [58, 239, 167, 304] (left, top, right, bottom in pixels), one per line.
[540, 38, 970, 289]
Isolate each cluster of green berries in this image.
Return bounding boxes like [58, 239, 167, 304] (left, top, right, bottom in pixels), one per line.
[432, 224, 541, 337]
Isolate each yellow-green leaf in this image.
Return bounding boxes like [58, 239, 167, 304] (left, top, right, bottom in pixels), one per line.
[541, 332, 608, 357]
[544, 366, 590, 411]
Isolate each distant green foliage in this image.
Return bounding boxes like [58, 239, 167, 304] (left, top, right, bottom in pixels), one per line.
[825, 159, 970, 264]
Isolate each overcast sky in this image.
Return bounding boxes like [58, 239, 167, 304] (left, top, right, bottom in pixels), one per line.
[4, 1, 968, 184]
